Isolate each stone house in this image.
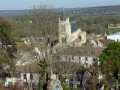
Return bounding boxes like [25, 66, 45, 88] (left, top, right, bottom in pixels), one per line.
[5, 61, 41, 87]
[82, 33, 115, 47]
[108, 24, 120, 28]
[55, 46, 105, 67]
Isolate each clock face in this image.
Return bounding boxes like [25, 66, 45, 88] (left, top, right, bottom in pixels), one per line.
[54, 84, 60, 90]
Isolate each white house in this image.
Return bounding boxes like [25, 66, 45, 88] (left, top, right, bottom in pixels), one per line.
[107, 32, 120, 42]
[4, 73, 39, 87]
[55, 46, 105, 68]
[5, 77, 20, 87]
[5, 61, 41, 87]
[108, 24, 120, 28]
[60, 55, 99, 67]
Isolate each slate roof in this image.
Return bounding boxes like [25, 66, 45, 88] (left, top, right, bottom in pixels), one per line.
[70, 21, 79, 33]
[57, 46, 106, 57]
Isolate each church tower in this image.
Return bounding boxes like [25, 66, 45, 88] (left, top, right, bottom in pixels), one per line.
[58, 9, 71, 45]
[58, 9, 86, 46]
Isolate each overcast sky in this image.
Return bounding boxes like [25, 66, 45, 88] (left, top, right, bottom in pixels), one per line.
[0, 0, 120, 10]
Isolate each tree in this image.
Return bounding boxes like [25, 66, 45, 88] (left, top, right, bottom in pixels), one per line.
[0, 17, 17, 73]
[28, 3, 60, 89]
[99, 42, 120, 88]
[0, 17, 12, 45]
[10, 3, 60, 38]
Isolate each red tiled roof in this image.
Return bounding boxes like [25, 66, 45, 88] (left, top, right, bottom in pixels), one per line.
[41, 43, 46, 48]
[109, 24, 114, 27]
[109, 24, 120, 27]
[71, 38, 81, 46]
[18, 45, 33, 49]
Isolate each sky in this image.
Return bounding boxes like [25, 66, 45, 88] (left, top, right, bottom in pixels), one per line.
[0, 0, 120, 10]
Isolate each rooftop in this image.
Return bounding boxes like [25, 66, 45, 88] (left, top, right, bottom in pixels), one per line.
[16, 61, 42, 73]
[56, 46, 106, 57]
[70, 21, 79, 33]
[100, 39, 115, 47]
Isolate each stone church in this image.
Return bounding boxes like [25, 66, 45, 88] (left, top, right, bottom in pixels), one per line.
[58, 10, 86, 46]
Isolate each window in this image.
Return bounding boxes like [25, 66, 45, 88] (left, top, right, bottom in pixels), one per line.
[62, 25, 66, 32]
[86, 51, 89, 55]
[80, 50, 83, 54]
[93, 58, 96, 61]
[72, 56, 74, 60]
[78, 35, 81, 40]
[8, 82, 12, 86]
[62, 37, 66, 44]
[23, 74, 26, 79]
[93, 51, 96, 55]
[86, 63, 88, 66]
[30, 73, 33, 80]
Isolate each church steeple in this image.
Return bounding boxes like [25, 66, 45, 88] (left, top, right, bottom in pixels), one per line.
[62, 8, 66, 21]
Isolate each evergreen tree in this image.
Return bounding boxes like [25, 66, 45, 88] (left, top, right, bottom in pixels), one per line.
[99, 42, 120, 88]
[0, 17, 17, 73]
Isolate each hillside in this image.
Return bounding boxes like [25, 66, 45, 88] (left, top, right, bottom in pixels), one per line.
[1, 5, 120, 18]
[66, 5, 120, 16]
[0, 10, 29, 18]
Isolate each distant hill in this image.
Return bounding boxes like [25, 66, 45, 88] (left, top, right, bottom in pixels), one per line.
[1, 5, 120, 18]
[0, 10, 30, 18]
[66, 5, 120, 16]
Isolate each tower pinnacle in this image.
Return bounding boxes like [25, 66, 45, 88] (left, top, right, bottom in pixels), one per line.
[62, 8, 66, 21]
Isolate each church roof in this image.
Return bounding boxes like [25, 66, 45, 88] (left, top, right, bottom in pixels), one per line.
[70, 21, 79, 33]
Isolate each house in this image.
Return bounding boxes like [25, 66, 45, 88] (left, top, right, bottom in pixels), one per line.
[16, 62, 40, 84]
[58, 9, 86, 46]
[5, 61, 41, 87]
[107, 32, 120, 41]
[108, 24, 120, 28]
[54, 46, 105, 67]
[82, 33, 115, 47]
